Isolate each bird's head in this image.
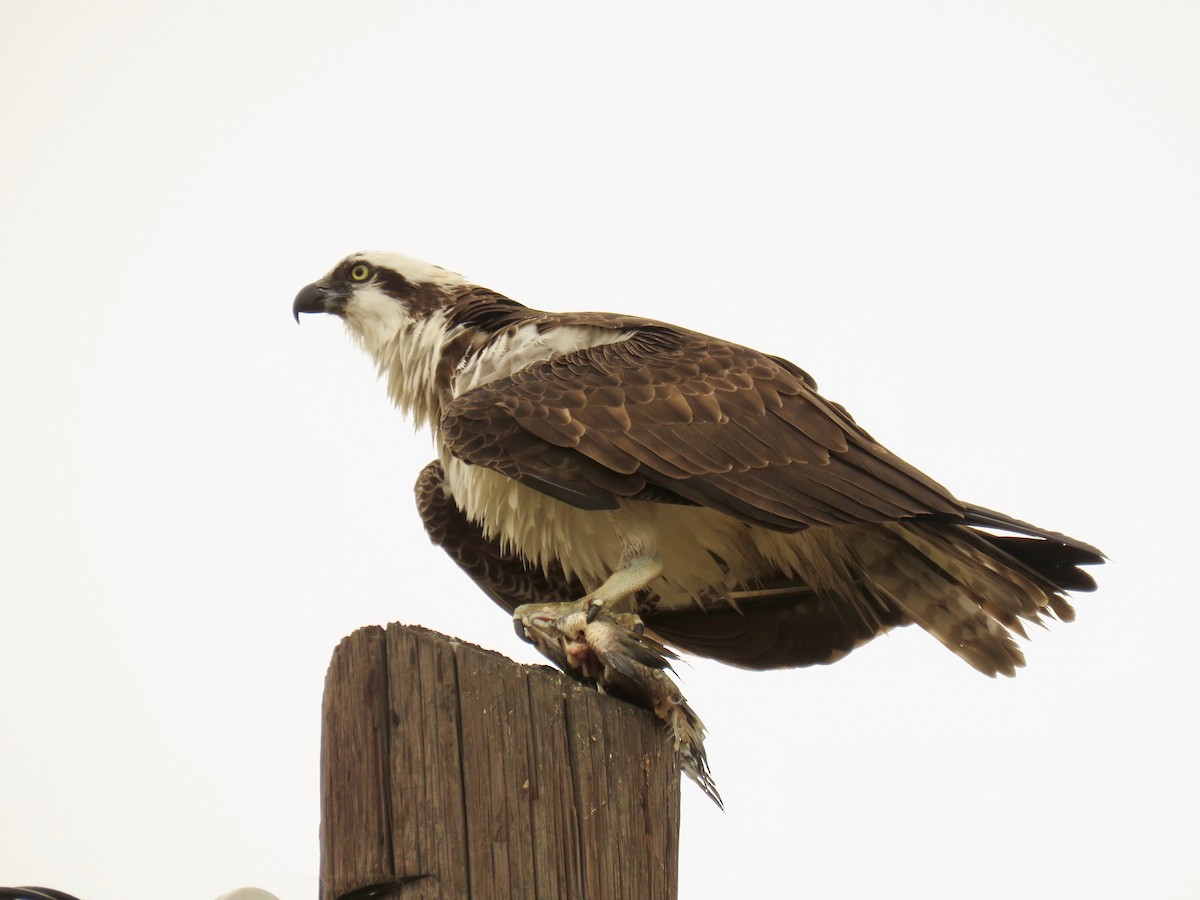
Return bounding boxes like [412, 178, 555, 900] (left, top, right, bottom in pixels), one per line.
[293, 251, 474, 425]
[293, 251, 470, 354]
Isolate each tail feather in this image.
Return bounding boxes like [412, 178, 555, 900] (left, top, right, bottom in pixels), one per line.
[975, 534, 1099, 594]
[848, 511, 1102, 677]
[963, 504, 1105, 561]
[854, 526, 1026, 677]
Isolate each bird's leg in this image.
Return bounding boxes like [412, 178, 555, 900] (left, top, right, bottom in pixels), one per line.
[512, 553, 662, 650]
[581, 553, 664, 615]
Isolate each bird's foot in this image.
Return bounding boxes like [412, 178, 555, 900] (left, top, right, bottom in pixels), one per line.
[513, 598, 643, 674]
[582, 554, 664, 614]
[513, 600, 722, 809]
[512, 554, 664, 667]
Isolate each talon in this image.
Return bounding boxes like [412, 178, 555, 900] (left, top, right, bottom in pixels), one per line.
[608, 611, 646, 637]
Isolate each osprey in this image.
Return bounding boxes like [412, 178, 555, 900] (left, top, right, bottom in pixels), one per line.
[293, 251, 1103, 805]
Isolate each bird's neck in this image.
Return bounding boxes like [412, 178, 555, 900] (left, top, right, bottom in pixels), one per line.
[367, 310, 467, 432]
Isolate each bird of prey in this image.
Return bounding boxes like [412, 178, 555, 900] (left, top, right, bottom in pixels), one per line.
[293, 251, 1103, 805]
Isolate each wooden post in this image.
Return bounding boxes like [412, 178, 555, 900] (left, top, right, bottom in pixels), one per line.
[320, 623, 681, 900]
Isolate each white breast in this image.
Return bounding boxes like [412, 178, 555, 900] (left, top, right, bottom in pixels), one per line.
[440, 450, 840, 613]
[440, 453, 623, 585]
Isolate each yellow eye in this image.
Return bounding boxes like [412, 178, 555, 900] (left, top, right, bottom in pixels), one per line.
[350, 263, 372, 282]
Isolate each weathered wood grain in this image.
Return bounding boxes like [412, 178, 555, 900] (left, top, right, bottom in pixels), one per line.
[320, 623, 680, 900]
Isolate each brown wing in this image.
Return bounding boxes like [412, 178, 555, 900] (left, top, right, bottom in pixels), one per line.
[414, 460, 903, 668]
[441, 323, 963, 532]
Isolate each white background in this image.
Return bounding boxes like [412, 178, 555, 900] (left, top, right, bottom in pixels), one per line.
[2, 2, 1196, 898]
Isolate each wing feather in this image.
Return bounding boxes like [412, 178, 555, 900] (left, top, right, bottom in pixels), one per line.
[442, 321, 962, 531]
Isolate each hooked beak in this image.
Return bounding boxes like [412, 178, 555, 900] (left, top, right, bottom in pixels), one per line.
[292, 281, 346, 322]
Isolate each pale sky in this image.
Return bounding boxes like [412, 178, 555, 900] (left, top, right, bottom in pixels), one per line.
[2, 2, 1197, 898]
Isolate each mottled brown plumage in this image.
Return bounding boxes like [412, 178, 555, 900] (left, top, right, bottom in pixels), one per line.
[441, 318, 962, 528]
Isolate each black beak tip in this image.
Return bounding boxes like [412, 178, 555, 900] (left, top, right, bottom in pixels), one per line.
[292, 281, 333, 323]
